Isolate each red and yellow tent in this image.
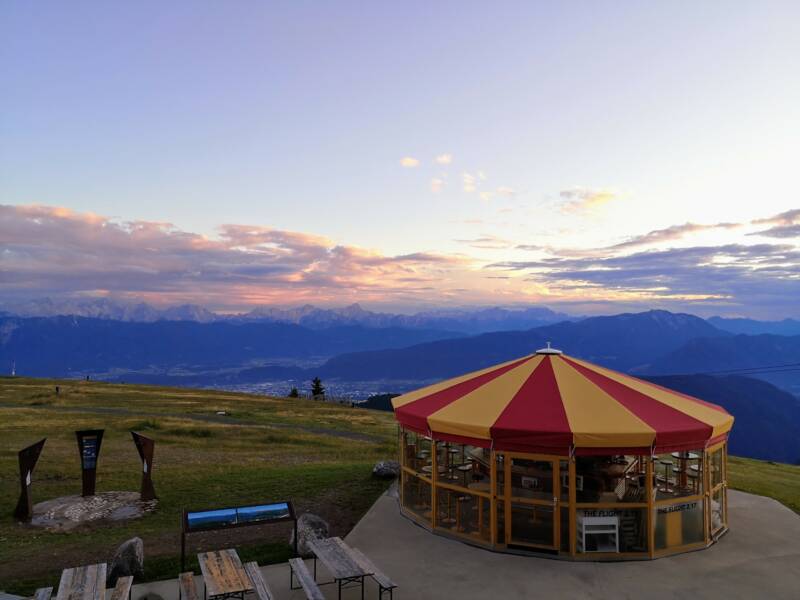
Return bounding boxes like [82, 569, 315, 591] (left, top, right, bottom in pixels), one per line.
[391, 350, 733, 455]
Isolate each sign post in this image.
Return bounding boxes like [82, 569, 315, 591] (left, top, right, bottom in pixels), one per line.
[76, 429, 104, 496]
[14, 438, 47, 521]
[131, 431, 157, 501]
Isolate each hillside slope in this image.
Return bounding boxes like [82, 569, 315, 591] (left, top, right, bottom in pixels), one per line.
[0, 316, 461, 377]
[0, 376, 396, 593]
[708, 316, 800, 336]
[319, 310, 727, 380]
[646, 334, 800, 395]
[646, 374, 800, 464]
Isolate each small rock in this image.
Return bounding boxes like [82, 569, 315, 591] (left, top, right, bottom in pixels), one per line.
[372, 460, 400, 479]
[107, 537, 144, 586]
[290, 513, 330, 557]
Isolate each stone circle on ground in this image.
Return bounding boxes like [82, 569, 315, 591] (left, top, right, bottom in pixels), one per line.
[30, 492, 157, 532]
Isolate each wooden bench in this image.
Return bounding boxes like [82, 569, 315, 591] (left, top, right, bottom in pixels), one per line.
[178, 572, 198, 600]
[109, 576, 133, 600]
[57, 563, 107, 600]
[287, 558, 324, 600]
[31, 587, 53, 600]
[242, 562, 273, 600]
[349, 548, 398, 599]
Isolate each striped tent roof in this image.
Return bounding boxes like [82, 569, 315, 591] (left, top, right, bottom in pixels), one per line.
[391, 351, 733, 455]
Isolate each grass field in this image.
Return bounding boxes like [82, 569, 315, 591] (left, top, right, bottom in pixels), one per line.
[1, 377, 799, 595]
[727, 455, 800, 514]
[0, 377, 397, 594]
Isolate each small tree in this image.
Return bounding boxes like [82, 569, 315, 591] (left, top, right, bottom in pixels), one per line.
[311, 377, 325, 399]
[288, 387, 299, 398]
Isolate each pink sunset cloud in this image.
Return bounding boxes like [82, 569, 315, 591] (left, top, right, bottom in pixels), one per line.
[2, 204, 799, 317]
[0, 204, 472, 309]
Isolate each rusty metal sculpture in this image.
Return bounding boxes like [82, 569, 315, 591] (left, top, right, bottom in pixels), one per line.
[14, 438, 47, 521]
[131, 431, 157, 501]
[76, 429, 104, 496]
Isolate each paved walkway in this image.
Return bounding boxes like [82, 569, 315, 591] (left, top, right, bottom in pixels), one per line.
[344, 488, 800, 599]
[115, 488, 800, 600]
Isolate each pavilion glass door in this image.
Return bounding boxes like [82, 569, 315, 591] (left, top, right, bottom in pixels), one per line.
[504, 454, 560, 550]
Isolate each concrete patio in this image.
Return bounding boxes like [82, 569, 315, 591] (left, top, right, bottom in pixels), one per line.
[121, 486, 800, 600]
[4, 487, 791, 599]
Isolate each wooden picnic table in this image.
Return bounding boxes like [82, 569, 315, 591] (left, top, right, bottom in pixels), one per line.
[306, 537, 372, 600]
[197, 549, 253, 600]
[56, 563, 107, 600]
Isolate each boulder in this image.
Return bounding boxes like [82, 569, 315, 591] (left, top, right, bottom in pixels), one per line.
[107, 537, 144, 586]
[372, 460, 400, 479]
[290, 513, 330, 557]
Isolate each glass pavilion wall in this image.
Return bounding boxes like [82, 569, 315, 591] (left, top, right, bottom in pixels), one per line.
[399, 428, 729, 559]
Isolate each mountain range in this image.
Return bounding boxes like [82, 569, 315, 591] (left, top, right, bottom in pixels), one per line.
[647, 374, 800, 464]
[708, 316, 800, 336]
[646, 333, 800, 395]
[1, 297, 219, 323]
[316, 310, 729, 380]
[0, 298, 575, 334]
[0, 316, 461, 377]
[2, 304, 799, 464]
[7, 297, 800, 336]
[5, 308, 800, 389]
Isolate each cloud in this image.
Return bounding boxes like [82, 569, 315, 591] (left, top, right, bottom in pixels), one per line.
[487, 242, 800, 310]
[399, 157, 420, 168]
[478, 186, 517, 202]
[463, 173, 477, 193]
[752, 208, 800, 226]
[749, 208, 800, 239]
[559, 187, 617, 212]
[431, 178, 444, 193]
[750, 224, 800, 239]
[4, 204, 799, 317]
[460, 172, 494, 195]
[435, 154, 452, 165]
[496, 187, 516, 197]
[0, 204, 472, 310]
[454, 235, 513, 250]
[610, 222, 740, 250]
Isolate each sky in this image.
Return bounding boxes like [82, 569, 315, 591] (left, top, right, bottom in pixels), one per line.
[1, 2, 799, 318]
